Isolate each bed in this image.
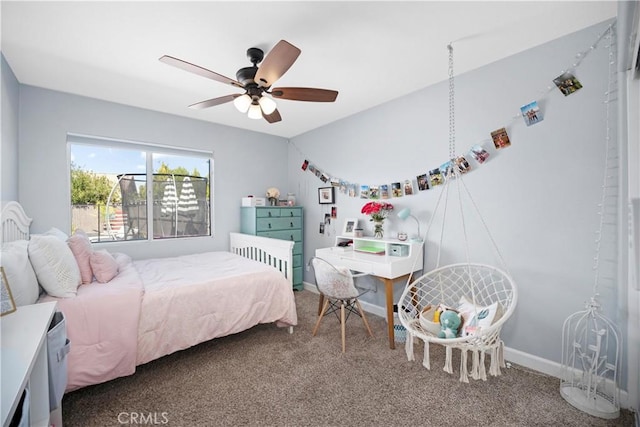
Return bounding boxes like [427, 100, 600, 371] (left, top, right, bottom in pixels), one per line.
[0, 201, 297, 391]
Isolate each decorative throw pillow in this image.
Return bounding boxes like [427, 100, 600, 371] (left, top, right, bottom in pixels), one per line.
[43, 227, 69, 241]
[457, 296, 502, 337]
[0, 240, 40, 306]
[90, 250, 119, 283]
[28, 234, 81, 298]
[67, 230, 94, 284]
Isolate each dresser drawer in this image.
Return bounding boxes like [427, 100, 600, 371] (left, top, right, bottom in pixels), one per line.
[256, 217, 302, 231]
[256, 208, 282, 218]
[257, 229, 302, 242]
[278, 208, 301, 218]
[293, 241, 302, 256]
[293, 253, 303, 268]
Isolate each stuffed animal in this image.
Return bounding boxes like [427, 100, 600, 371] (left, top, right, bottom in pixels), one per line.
[437, 309, 462, 339]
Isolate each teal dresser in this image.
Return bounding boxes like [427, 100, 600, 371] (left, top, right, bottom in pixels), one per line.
[240, 206, 303, 291]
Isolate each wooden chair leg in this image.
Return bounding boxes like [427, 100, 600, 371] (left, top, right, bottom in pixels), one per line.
[355, 299, 374, 337]
[312, 298, 330, 336]
[340, 301, 346, 353]
[317, 294, 325, 316]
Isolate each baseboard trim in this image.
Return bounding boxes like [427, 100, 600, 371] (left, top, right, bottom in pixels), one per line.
[301, 281, 633, 411]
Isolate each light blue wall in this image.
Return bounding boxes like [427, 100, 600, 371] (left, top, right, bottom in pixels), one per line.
[1, 53, 20, 202]
[290, 20, 620, 365]
[17, 86, 290, 259]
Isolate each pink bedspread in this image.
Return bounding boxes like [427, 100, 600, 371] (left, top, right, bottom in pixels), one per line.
[135, 251, 297, 365]
[40, 251, 297, 391]
[39, 253, 142, 392]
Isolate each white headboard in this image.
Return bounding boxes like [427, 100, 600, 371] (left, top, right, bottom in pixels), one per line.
[1, 201, 32, 244]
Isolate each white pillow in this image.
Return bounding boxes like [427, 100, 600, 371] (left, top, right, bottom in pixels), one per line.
[43, 227, 69, 241]
[457, 296, 502, 337]
[28, 235, 81, 298]
[1, 240, 40, 306]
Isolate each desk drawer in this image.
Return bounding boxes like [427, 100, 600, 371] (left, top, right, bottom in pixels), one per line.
[256, 217, 302, 231]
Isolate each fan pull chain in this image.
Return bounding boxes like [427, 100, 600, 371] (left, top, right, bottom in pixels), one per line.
[448, 43, 456, 160]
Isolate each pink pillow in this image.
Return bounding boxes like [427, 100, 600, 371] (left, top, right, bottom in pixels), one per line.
[67, 230, 93, 284]
[90, 250, 119, 283]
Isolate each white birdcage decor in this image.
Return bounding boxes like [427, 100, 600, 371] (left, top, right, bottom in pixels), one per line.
[560, 297, 621, 419]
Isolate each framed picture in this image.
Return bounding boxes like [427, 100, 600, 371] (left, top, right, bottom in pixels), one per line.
[318, 187, 335, 204]
[342, 218, 358, 236]
[1, 267, 16, 316]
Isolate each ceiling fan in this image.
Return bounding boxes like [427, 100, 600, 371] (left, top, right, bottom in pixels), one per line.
[159, 40, 338, 124]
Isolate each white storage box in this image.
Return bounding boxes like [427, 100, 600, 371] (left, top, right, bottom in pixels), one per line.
[241, 197, 266, 207]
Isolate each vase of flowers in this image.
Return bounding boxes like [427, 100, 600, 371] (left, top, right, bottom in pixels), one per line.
[266, 187, 280, 206]
[361, 201, 394, 239]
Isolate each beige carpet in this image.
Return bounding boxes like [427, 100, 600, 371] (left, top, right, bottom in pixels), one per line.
[62, 290, 634, 426]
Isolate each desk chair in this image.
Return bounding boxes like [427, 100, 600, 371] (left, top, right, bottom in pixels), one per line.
[309, 257, 374, 352]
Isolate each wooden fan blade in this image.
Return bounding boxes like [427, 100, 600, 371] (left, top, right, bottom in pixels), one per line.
[270, 87, 338, 102]
[160, 55, 243, 88]
[263, 108, 282, 123]
[189, 94, 240, 110]
[254, 40, 301, 88]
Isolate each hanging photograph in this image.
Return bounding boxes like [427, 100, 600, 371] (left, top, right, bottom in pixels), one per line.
[391, 182, 403, 197]
[455, 156, 471, 174]
[491, 127, 511, 149]
[417, 173, 429, 191]
[342, 218, 358, 236]
[470, 144, 490, 163]
[301, 159, 309, 171]
[429, 168, 443, 187]
[360, 185, 370, 199]
[1, 267, 16, 317]
[380, 184, 390, 199]
[369, 185, 380, 199]
[520, 101, 544, 126]
[553, 72, 583, 96]
[403, 180, 414, 195]
[318, 187, 335, 204]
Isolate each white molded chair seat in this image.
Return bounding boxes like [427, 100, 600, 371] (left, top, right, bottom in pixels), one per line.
[309, 257, 374, 352]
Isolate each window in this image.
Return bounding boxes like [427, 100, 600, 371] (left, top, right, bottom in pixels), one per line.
[69, 134, 212, 242]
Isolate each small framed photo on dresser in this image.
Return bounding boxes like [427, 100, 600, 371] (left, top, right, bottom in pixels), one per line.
[1, 267, 16, 316]
[318, 187, 335, 204]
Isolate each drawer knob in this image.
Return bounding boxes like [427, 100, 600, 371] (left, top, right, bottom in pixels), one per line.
[290, 235, 294, 240]
[268, 223, 272, 229]
[290, 222, 294, 227]
[268, 212, 272, 217]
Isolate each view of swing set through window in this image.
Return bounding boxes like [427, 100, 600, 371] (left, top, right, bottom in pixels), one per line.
[69, 134, 212, 243]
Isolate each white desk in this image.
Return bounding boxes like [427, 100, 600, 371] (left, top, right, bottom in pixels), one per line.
[1, 301, 57, 427]
[315, 236, 423, 349]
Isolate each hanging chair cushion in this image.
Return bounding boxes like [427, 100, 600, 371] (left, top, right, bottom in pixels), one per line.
[457, 296, 503, 337]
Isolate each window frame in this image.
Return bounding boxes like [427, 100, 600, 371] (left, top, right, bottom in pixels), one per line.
[67, 133, 214, 242]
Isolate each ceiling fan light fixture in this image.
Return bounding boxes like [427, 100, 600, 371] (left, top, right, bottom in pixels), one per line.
[233, 94, 252, 113]
[247, 103, 263, 119]
[258, 96, 277, 115]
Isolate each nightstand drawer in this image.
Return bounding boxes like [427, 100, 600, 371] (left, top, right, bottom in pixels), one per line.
[256, 217, 302, 231]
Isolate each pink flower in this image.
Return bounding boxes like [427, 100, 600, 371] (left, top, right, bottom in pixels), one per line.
[361, 201, 394, 222]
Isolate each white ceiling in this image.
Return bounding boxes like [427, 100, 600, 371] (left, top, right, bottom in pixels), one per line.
[1, 1, 617, 139]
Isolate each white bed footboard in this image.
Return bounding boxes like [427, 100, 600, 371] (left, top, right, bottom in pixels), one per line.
[229, 232, 294, 288]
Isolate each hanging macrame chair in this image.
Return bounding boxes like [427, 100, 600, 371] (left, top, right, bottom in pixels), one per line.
[397, 44, 518, 382]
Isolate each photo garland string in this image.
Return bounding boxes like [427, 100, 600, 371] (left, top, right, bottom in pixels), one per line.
[292, 22, 615, 200]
